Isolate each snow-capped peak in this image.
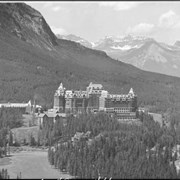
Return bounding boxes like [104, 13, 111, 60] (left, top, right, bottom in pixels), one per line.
[56, 33, 152, 52]
[93, 34, 151, 52]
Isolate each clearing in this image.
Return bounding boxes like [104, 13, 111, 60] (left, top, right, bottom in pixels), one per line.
[0, 113, 73, 179]
[148, 112, 163, 126]
[0, 149, 72, 179]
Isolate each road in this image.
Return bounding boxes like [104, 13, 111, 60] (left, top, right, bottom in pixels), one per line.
[0, 150, 72, 179]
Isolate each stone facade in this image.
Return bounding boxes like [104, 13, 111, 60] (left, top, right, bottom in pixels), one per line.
[53, 82, 138, 120]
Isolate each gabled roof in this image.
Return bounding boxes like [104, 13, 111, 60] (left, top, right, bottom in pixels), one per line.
[47, 113, 58, 118]
[38, 112, 67, 118]
[38, 113, 48, 118]
[87, 82, 103, 89]
[58, 82, 65, 90]
[129, 88, 135, 96]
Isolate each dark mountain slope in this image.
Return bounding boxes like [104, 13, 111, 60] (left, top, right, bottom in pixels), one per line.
[0, 3, 180, 112]
[57, 34, 93, 48]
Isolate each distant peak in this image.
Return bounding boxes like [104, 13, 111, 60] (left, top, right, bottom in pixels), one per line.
[98, 34, 152, 43]
[174, 41, 180, 47]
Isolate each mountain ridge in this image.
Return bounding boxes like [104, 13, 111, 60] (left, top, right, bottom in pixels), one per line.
[56, 33, 180, 77]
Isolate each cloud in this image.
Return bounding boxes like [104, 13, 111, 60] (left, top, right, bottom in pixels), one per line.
[50, 26, 67, 35]
[158, 10, 180, 29]
[127, 23, 155, 35]
[174, 22, 180, 28]
[98, 2, 140, 11]
[51, 6, 62, 12]
[42, 2, 54, 9]
[126, 11, 180, 39]
[42, 2, 63, 12]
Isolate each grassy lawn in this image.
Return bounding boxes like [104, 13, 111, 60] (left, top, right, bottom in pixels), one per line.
[0, 151, 72, 179]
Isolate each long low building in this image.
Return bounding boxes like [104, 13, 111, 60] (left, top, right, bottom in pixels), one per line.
[0, 102, 31, 108]
[0, 100, 42, 114]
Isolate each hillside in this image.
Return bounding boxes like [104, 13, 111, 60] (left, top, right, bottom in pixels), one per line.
[56, 34, 93, 48]
[58, 34, 180, 78]
[0, 3, 180, 112]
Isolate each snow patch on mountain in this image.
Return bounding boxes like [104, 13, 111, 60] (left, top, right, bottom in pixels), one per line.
[76, 40, 86, 43]
[111, 44, 142, 50]
[111, 45, 132, 50]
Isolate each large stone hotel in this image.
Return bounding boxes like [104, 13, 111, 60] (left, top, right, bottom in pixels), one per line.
[53, 82, 138, 120]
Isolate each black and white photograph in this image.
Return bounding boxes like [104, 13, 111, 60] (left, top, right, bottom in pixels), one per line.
[0, 1, 180, 179]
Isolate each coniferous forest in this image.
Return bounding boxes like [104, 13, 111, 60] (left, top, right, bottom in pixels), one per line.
[0, 107, 23, 179]
[0, 107, 23, 157]
[41, 113, 180, 179]
[0, 169, 9, 179]
[0, 107, 180, 178]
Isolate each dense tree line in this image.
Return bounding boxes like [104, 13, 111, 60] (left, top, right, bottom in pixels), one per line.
[0, 107, 23, 157]
[41, 112, 180, 178]
[0, 169, 9, 179]
[0, 107, 23, 129]
[0, 108, 23, 179]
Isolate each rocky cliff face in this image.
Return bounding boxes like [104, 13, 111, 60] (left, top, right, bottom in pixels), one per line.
[0, 3, 57, 50]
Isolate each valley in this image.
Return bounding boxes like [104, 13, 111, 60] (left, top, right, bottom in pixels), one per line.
[0, 4, 180, 113]
[1, 2, 180, 179]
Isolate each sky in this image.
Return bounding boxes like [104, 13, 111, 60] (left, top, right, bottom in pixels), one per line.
[25, 1, 180, 45]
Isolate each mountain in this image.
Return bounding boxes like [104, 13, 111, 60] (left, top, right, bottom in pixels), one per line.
[107, 38, 180, 77]
[174, 41, 180, 47]
[61, 34, 180, 77]
[1, 3, 180, 113]
[0, 3, 57, 50]
[56, 34, 93, 48]
[93, 35, 152, 52]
